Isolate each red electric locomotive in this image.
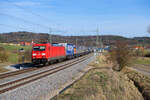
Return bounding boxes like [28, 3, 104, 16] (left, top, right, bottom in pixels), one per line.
[32, 43, 66, 64]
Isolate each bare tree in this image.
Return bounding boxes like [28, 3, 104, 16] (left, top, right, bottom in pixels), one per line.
[107, 41, 133, 71]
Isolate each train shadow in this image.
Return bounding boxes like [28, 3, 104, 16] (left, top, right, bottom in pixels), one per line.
[10, 63, 36, 70]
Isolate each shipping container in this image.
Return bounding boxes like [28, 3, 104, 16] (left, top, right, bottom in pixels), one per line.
[59, 43, 75, 59]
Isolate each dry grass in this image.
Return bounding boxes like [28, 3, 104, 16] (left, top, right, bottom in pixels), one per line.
[123, 68, 150, 99]
[53, 69, 144, 100]
[0, 63, 10, 73]
[52, 54, 144, 100]
[88, 54, 112, 68]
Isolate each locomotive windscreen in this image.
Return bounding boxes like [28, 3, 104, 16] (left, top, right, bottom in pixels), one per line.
[33, 46, 46, 51]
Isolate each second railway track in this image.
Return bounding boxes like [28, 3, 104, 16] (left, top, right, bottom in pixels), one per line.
[0, 54, 92, 94]
[0, 67, 37, 79]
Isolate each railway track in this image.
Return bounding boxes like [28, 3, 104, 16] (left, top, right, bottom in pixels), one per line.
[0, 54, 92, 94]
[0, 62, 61, 80]
[0, 67, 37, 79]
[0, 54, 89, 80]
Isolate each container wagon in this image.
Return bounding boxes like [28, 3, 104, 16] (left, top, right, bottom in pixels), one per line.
[59, 43, 75, 59]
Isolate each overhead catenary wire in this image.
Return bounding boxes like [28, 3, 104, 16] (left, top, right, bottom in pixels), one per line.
[2, 0, 90, 36]
[0, 13, 49, 30]
[1, 0, 95, 38]
[0, 24, 33, 32]
[5, 0, 47, 19]
[4, 0, 63, 28]
[0, 12, 67, 36]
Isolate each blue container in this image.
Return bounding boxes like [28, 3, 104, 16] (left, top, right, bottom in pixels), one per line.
[59, 43, 74, 56]
[66, 44, 74, 56]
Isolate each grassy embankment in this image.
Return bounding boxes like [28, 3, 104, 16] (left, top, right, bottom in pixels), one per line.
[127, 54, 150, 99]
[0, 43, 31, 73]
[52, 54, 144, 100]
[123, 68, 150, 100]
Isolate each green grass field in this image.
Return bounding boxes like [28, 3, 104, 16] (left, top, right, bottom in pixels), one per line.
[0, 43, 31, 51]
[0, 43, 31, 64]
[133, 57, 150, 65]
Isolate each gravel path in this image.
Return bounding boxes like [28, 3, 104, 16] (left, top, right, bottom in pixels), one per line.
[0, 54, 95, 100]
[133, 67, 150, 77]
[133, 64, 150, 77]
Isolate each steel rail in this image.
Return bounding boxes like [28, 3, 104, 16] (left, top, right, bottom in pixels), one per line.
[0, 54, 90, 80]
[0, 54, 91, 94]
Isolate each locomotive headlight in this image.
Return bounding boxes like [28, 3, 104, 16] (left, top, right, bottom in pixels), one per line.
[32, 53, 36, 56]
[42, 53, 46, 56]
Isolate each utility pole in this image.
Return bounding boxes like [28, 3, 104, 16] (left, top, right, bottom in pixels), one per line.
[96, 27, 99, 48]
[100, 35, 103, 49]
[96, 26, 103, 52]
[76, 35, 78, 49]
[49, 27, 52, 44]
[83, 31, 86, 47]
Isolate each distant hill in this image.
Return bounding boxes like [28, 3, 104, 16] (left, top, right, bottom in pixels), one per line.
[0, 31, 150, 47]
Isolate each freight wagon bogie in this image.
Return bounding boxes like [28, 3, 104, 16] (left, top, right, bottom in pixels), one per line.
[32, 59, 47, 64]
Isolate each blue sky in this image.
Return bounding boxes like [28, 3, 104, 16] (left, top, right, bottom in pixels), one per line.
[0, 0, 150, 37]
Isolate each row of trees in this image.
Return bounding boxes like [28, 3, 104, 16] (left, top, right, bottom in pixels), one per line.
[0, 25, 149, 64]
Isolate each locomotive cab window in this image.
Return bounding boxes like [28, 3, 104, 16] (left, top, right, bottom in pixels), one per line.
[33, 46, 46, 51]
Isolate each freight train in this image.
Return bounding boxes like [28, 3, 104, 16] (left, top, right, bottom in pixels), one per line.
[32, 42, 91, 65]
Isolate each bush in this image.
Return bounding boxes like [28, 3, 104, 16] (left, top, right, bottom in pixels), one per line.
[134, 49, 144, 57]
[144, 51, 150, 57]
[18, 49, 32, 63]
[108, 41, 133, 71]
[0, 47, 8, 63]
[24, 49, 32, 62]
[18, 53, 23, 63]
